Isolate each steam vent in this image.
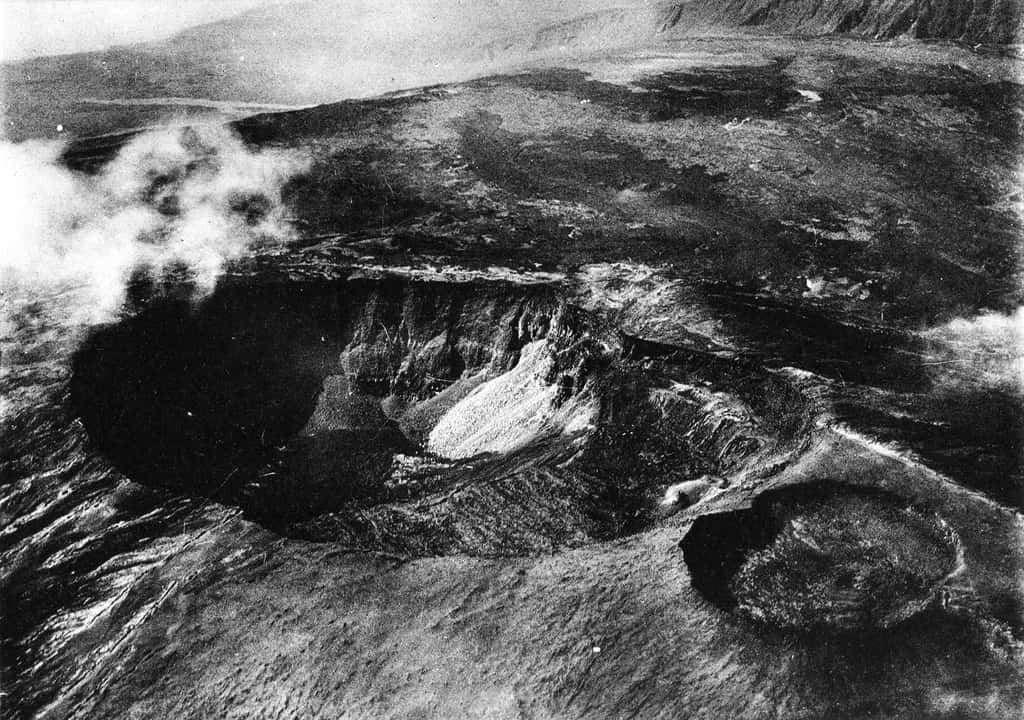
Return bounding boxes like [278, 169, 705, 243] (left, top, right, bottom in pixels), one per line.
[2, 1, 1023, 718]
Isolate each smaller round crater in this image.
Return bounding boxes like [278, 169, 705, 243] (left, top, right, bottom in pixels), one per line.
[681, 484, 960, 633]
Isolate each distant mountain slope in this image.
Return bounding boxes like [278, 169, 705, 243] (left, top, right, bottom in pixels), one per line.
[2, 0, 1019, 141]
[504, 0, 1022, 51]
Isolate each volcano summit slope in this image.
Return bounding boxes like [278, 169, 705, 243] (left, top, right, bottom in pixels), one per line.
[3, 5, 1024, 720]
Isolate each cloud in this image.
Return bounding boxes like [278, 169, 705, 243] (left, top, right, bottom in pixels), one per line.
[0, 124, 309, 326]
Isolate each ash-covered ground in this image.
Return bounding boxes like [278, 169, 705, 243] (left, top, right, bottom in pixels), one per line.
[2, 4, 1023, 718]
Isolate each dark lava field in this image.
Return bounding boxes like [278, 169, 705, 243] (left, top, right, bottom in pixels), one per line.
[2, 2, 1023, 718]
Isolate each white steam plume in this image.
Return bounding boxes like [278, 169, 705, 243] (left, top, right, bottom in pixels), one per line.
[1, 124, 309, 326]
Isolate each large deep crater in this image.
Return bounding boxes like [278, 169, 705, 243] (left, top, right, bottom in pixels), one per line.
[70, 274, 814, 553]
